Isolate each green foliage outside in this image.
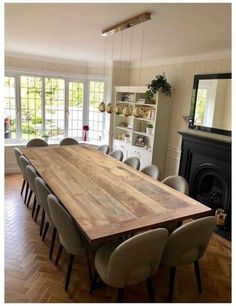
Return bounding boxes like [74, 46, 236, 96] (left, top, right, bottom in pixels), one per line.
[4, 77, 104, 141]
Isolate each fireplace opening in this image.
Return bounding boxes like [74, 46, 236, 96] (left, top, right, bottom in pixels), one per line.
[197, 175, 224, 211]
[190, 165, 230, 236]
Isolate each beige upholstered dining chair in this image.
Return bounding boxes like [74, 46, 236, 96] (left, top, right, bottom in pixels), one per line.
[35, 177, 57, 260]
[26, 165, 38, 217]
[98, 144, 110, 154]
[91, 228, 168, 302]
[47, 194, 92, 291]
[109, 150, 123, 161]
[123, 156, 140, 170]
[141, 164, 160, 180]
[161, 216, 216, 302]
[19, 155, 31, 204]
[162, 175, 189, 195]
[14, 148, 26, 196]
[59, 137, 79, 146]
[26, 138, 48, 147]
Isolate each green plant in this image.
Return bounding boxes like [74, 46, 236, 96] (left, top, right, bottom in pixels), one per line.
[42, 133, 49, 140]
[145, 73, 171, 100]
[146, 123, 153, 128]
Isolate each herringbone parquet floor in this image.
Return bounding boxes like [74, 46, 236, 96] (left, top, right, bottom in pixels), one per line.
[5, 174, 231, 303]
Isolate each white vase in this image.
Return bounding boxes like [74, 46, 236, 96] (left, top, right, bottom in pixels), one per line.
[146, 127, 153, 135]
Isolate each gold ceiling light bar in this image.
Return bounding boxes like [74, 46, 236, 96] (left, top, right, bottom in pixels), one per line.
[102, 12, 151, 36]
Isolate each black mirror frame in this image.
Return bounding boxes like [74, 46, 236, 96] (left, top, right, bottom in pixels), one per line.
[188, 72, 232, 136]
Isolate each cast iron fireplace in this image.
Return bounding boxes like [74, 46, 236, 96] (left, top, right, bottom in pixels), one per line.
[178, 132, 231, 239]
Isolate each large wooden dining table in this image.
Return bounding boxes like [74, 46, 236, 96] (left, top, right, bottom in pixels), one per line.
[22, 145, 211, 245]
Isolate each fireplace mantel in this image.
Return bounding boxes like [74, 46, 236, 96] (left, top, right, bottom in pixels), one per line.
[178, 131, 231, 235]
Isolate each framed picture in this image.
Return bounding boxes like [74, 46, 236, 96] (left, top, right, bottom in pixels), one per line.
[135, 136, 145, 147]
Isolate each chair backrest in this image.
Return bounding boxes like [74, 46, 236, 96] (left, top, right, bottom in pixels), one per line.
[161, 216, 216, 266]
[103, 228, 168, 288]
[109, 150, 123, 161]
[162, 175, 189, 195]
[35, 177, 53, 224]
[14, 148, 23, 171]
[26, 138, 48, 147]
[26, 165, 37, 193]
[140, 164, 160, 180]
[123, 156, 140, 170]
[59, 138, 79, 146]
[19, 155, 30, 180]
[98, 144, 110, 154]
[47, 194, 82, 254]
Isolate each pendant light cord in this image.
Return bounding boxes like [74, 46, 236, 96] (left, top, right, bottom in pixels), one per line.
[119, 31, 124, 85]
[138, 22, 145, 89]
[128, 27, 134, 89]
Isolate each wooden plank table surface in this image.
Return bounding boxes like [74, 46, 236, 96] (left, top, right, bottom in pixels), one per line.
[22, 145, 212, 244]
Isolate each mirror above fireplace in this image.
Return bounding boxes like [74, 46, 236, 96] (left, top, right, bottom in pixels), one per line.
[188, 73, 231, 136]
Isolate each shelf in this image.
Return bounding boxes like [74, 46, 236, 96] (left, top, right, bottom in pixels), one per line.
[133, 131, 153, 137]
[114, 139, 131, 144]
[116, 101, 134, 104]
[133, 117, 154, 122]
[116, 126, 133, 132]
[115, 114, 133, 118]
[133, 144, 152, 151]
[135, 102, 156, 107]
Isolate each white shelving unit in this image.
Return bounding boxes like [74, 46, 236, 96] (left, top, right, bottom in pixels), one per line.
[112, 86, 171, 178]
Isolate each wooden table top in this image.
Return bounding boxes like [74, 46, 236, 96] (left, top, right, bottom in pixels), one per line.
[22, 145, 211, 244]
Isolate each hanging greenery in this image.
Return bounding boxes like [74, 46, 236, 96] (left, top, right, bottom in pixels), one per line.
[145, 73, 171, 100]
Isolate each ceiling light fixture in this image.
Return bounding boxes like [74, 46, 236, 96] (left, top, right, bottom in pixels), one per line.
[102, 12, 151, 37]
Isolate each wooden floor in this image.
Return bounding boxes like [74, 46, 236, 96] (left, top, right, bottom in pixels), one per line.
[5, 174, 231, 303]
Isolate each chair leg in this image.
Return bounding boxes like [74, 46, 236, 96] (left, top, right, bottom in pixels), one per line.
[89, 269, 99, 294]
[39, 209, 45, 236]
[35, 204, 41, 223]
[55, 244, 63, 266]
[21, 179, 26, 195]
[146, 276, 155, 302]
[26, 190, 32, 207]
[42, 221, 49, 242]
[85, 248, 93, 282]
[168, 266, 176, 303]
[31, 195, 37, 218]
[49, 227, 57, 259]
[117, 288, 124, 302]
[65, 254, 74, 291]
[194, 260, 202, 293]
[24, 182, 29, 204]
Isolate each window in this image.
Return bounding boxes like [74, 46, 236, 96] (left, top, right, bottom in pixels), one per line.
[4, 72, 107, 144]
[4, 77, 16, 140]
[20, 76, 43, 141]
[45, 78, 65, 140]
[68, 81, 84, 138]
[195, 88, 208, 126]
[89, 81, 105, 141]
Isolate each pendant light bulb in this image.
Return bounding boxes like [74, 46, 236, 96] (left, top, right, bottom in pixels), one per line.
[98, 101, 106, 112]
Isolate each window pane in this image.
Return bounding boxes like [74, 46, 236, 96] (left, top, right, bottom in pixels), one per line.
[4, 77, 16, 140]
[45, 78, 65, 140]
[68, 81, 84, 139]
[195, 89, 208, 126]
[20, 76, 43, 141]
[89, 81, 105, 141]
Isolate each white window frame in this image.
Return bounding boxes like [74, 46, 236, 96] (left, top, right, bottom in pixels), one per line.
[4, 68, 108, 145]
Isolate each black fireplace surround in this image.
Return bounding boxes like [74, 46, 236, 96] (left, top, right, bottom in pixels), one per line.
[178, 132, 231, 236]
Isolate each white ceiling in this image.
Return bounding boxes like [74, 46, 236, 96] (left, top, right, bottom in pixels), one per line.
[5, 3, 231, 65]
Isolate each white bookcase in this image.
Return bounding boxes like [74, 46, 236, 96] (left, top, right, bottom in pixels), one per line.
[112, 86, 171, 179]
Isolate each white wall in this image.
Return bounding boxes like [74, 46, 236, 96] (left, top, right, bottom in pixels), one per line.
[129, 58, 231, 177]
